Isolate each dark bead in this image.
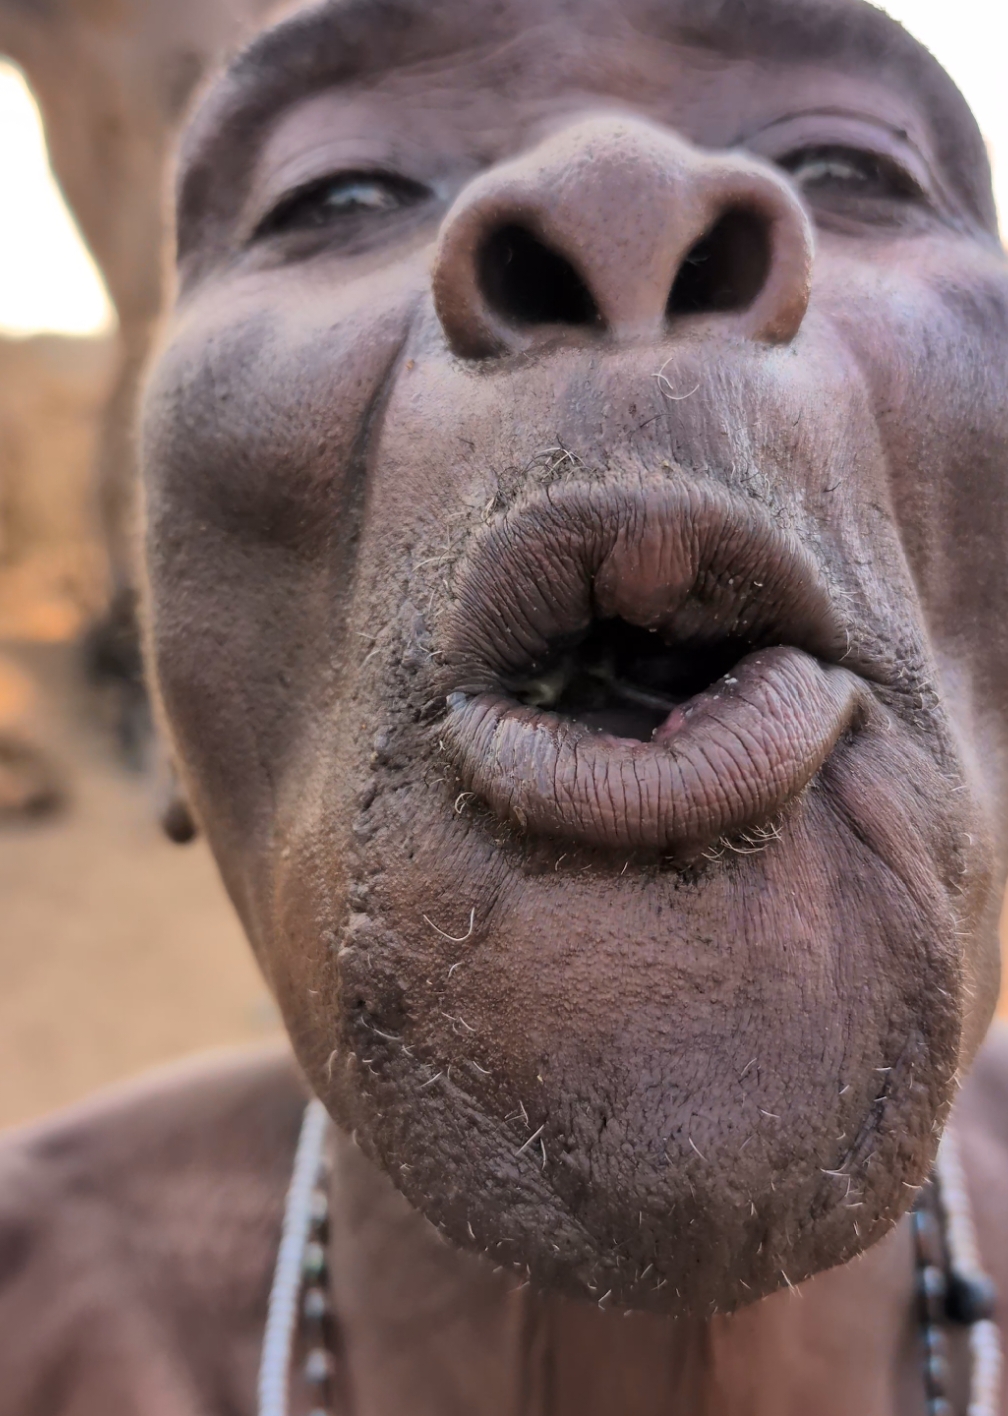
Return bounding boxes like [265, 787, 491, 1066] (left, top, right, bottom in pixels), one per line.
[923, 1325, 949, 1359]
[911, 1200, 934, 1228]
[303, 1286, 329, 1321]
[911, 1208, 944, 1268]
[303, 1241, 327, 1280]
[946, 1270, 998, 1325]
[918, 1265, 947, 1322]
[304, 1347, 333, 1385]
[926, 1350, 950, 1392]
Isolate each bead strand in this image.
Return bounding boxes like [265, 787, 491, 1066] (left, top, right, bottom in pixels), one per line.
[264, 1103, 1001, 1416]
[257, 1099, 332, 1416]
[936, 1129, 1002, 1416]
[301, 1173, 335, 1416]
[913, 1181, 955, 1416]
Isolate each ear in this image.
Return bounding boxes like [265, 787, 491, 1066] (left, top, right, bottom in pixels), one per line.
[154, 744, 198, 844]
[160, 783, 198, 844]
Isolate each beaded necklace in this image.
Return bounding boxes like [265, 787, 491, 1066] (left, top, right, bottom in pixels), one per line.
[257, 1100, 334, 1416]
[915, 1128, 1001, 1416]
[258, 1102, 1001, 1416]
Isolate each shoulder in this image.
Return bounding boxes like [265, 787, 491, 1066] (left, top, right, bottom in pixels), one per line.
[0, 1044, 307, 1416]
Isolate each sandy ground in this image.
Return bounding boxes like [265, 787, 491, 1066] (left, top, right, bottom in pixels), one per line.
[0, 642, 280, 1131]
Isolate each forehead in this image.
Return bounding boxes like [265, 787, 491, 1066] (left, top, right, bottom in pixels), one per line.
[229, 0, 948, 91]
[176, 0, 996, 256]
[216, 0, 978, 116]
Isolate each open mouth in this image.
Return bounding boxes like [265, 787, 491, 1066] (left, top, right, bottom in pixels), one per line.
[505, 618, 752, 742]
[440, 478, 867, 855]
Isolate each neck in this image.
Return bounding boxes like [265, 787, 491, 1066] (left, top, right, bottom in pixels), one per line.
[326, 1135, 929, 1416]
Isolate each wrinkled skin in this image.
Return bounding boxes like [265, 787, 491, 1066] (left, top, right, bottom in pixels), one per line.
[142, 0, 1008, 1317]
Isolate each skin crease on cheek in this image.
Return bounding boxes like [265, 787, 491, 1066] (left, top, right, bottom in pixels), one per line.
[139, 0, 1008, 1322]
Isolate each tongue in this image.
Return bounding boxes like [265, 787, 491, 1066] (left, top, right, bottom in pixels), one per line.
[653, 704, 693, 742]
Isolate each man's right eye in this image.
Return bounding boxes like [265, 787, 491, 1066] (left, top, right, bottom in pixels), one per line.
[255, 171, 430, 238]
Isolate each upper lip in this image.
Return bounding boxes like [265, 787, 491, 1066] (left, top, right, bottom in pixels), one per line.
[438, 477, 868, 855]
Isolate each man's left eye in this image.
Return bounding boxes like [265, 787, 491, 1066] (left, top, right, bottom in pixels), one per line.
[256, 171, 429, 237]
[779, 145, 923, 201]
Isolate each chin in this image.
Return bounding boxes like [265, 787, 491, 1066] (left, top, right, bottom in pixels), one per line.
[274, 472, 992, 1318]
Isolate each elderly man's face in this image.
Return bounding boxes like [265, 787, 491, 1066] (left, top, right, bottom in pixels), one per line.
[143, 0, 1008, 1313]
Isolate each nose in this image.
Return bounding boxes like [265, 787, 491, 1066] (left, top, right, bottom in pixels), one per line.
[432, 116, 813, 359]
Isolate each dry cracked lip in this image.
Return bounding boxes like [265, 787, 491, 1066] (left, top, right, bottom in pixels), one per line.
[439, 478, 867, 855]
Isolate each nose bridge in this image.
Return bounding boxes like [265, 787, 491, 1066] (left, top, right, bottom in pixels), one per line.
[431, 114, 815, 360]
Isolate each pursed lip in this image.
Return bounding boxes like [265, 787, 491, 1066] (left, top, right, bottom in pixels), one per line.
[439, 477, 868, 855]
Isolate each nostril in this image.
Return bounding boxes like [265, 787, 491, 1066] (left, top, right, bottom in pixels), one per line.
[667, 209, 771, 319]
[478, 224, 600, 330]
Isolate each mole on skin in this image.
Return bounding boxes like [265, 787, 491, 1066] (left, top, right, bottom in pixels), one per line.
[140, 0, 1008, 1319]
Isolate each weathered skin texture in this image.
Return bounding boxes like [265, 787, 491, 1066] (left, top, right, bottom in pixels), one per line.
[0, 1037, 1005, 1413]
[144, 0, 1008, 1311]
[4, 0, 1008, 1409]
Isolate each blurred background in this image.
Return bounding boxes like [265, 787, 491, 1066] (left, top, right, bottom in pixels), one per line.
[0, 0, 1005, 1132]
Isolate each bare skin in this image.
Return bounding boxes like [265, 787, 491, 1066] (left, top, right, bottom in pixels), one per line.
[0, 1035, 1005, 1413]
[4, 0, 1008, 1409]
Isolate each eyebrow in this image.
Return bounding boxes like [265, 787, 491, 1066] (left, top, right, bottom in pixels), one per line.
[175, 0, 996, 269]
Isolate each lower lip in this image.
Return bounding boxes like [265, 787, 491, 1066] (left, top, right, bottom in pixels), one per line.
[443, 646, 864, 854]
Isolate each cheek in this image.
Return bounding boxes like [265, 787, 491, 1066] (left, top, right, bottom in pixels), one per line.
[811, 241, 1008, 1033]
[141, 266, 420, 933]
[814, 241, 1008, 628]
[824, 242, 1008, 808]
